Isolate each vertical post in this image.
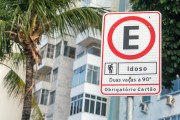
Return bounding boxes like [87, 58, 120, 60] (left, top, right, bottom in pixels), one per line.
[127, 96, 133, 120]
[108, 97, 120, 120]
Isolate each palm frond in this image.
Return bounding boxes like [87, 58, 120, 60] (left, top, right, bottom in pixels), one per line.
[49, 7, 106, 37]
[3, 69, 25, 99]
[0, 51, 25, 74]
[0, 20, 13, 59]
[2, 64, 43, 119]
[31, 95, 43, 120]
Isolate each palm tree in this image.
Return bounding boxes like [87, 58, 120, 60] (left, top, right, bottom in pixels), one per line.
[0, 0, 106, 119]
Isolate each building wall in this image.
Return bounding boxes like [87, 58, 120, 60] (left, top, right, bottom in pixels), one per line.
[35, 0, 122, 119]
[34, 34, 76, 120]
[0, 64, 24, 120]
[49, 56, 74, 120]
[68, 1, 122, 120]
[119, 0, 131, 12]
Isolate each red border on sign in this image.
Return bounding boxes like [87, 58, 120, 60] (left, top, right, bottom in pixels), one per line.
[100, 12, 161, 96]
[108, 16, 155, 60]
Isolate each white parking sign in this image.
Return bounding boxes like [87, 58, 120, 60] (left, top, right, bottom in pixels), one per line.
[100, 12, 161, 96]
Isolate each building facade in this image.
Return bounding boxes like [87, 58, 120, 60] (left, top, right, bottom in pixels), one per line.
[117, 78, 180, 120]
[33, 34, 76, 120]
[68, 29, 110, 120]
[33, 0, 121, 120]
[68, 0, 121, 120]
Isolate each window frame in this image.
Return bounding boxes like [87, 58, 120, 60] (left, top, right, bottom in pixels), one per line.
[49, 91, 56, 105]
[52, 68, 58, 82]
[40, 89, 49, 105]
[47, 44, 55, 59]
[142, 96, 151, 103]
[70, 93, 107, 117]
[55, 42, 61, 57]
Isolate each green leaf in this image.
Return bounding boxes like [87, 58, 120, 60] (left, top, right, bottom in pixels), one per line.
[2, 64, 43, 119]
[177, 22, 180, 28]
[3, 69, 25, 99]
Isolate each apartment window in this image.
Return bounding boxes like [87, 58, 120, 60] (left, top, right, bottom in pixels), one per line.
[160, 114, 180, 120]
[161, 78, 180, 96]
[172, 116, 176, 120]
[72, 64, 100, 87]
[40, 89, 49, 105]
[172, 79, 179, 92]
[55, 42, 61, 57]
[64, 41, 76, 58]
[72, 65, 86, 87]
[142, 96, 151, 103]
[52, 68, 58, 81]
[77, 51, 84, 59]
[45, 72, 51, 82]
[49, 91, 56, 105]
[161, 86, 171, 95]
[87, 65, 100, 85]
[84, 94, 107, 116]
[70, 93, 107, 116]
[47, 44, 55, 58]
[70, 94, 83, 115]
[87, 46, 100, 56]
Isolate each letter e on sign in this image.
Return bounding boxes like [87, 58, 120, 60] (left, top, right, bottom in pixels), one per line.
[100, 12, 161, 96]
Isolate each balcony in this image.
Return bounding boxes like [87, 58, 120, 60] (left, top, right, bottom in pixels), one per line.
[35, 43, 55, 73]
[76, 29, 101, 47]
[70, 83, 102, 97]
[35, 80, 51, 91]
[73, 53, 101, 70]
[36, 57, 53, 74]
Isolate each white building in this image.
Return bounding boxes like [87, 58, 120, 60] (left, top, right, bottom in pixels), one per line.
[33, 34, 76, 120]
[68, 29, 109, 120]
[33, 1, 121, 120]
[68, 1, 121, 120]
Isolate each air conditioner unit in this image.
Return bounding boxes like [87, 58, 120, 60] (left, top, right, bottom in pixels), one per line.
[140, 102, 148, 113]
[167, 95, 175, 106]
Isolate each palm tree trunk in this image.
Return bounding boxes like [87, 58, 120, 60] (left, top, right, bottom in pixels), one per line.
[22, 50, 34, 120]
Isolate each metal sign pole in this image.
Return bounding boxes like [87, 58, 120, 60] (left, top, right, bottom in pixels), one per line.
[127, 96, 133, 120]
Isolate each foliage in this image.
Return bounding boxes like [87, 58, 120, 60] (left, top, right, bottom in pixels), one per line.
[0, 0, 106, 119]
[0, 0, 106, 64]
[1, 63, 43, 120]
[3, 69, 25, 98]
[130, 0, 180, 89]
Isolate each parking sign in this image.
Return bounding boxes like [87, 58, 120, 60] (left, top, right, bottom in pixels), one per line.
[100, 12, 161, 96]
